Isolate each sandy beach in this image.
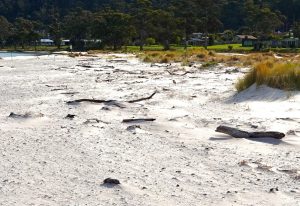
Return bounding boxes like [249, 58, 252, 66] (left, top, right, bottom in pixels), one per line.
[0, 54, 299, 206]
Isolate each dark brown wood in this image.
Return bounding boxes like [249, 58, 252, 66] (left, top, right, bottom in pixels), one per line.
[122, 118, 156, 123]
[216, 126, 285, 139]
[66, 99, 125, 108]
[127, 91, 157, 103]
[67, 99, 116, 104]
[166, 70, 191, 76]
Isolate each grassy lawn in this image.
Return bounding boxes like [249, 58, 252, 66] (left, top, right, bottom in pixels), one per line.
[207, 44, 253, 51]
[126, 44, 253, 53]
[0, 45, 69, 52]
[1, 44, 299, 54]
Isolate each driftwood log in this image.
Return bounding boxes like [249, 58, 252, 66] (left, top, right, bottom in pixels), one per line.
[66, 99, 116, 104]
[216, 126, 285, 139]
[127, 91, 157, 103]
[122, 118, 156, 123]
[66, 99, 125, 108]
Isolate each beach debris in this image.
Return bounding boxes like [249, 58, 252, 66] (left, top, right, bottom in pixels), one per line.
[122, 118, 156, 123]
[127, 91, 157, 103]
[166, 70, 192, 76]
[65, 114, 76, 119]
[68, 91, 157, 108]
[103, 178, 120, 185]
[67, 99, 116, 104]
[84, 118, 109, 124]
[269, 187, 279, 193]
[8, 112, 44, 119]
[76, 64, 92, 68]
[9, 112, 30, 118]
[216, 125, 285, 139]
[66, 99, 125, 108]
[107, 59, 128, 63]
[126, 125, 141, 131]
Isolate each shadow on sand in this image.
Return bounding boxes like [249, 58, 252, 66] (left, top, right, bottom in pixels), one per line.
[210, 134, 284, 145]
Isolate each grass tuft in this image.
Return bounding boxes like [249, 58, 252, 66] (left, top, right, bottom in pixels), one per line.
[236, 61, 300, 92]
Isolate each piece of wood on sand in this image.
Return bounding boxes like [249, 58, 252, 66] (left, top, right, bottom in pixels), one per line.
[122, 118, 156, 123]
[127, 91, 157, 103]
[66, 99, 125, 108]
[216, 125, 285, 139]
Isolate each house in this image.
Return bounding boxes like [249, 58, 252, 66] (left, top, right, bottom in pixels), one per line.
[61, 39, 71, 46]
[187, 33, 208, 46]
[235, 35, 257, 47]
[281, 37, 300, 48]
[40, 39, 54, 46]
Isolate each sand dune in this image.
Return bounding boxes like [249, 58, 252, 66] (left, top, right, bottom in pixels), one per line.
[0, 54, 299, 205]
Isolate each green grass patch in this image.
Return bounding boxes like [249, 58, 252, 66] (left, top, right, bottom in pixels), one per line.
[0, 45, 69, 52]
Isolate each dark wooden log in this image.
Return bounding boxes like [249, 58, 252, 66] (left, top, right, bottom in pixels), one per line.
[122, 118, 156, 123]
[67, 99, 115, 104]
[66, 99, 125, 108]
[127, 91, 157, 103]
[216, 126, 285, 139]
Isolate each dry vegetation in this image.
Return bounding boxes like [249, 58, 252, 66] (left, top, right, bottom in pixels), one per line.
[136, 49, 300, 92]
[137, 49, 298, 66]
[236, 61, 300, 91]
[87, 48, 300, 92]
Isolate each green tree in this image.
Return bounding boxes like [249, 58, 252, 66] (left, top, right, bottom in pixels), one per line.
[293, 21, 300, 38]
[48, 9, 63, 48]
[245, 1, 284, 36]
[150, 10, 178, 50]
[63, 9, 93, 50]
[130, 0, 154, 51]
[0, 16, 12, 48]
[92, 11, 135, 50]
[222, 30, 234, 42]
[14, 18, 36, 49]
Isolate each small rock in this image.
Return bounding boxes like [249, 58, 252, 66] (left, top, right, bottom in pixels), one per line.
[287, 130, 296, 135]
[250, 124, 258, 129]
[269, 187, 279, 193]
[103, 178, 120, 185]
[126, 125, 141, 131]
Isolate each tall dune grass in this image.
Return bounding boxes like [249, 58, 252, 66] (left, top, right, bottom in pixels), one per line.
[236, 61, 300, 91]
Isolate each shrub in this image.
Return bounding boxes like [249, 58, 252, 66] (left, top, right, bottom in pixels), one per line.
[146, 38, 156, 45]
[197, 53, 206, 59]
[160, 57, 170, 63]
[236, 61, 300, 92]
[228, 45, 233, 51]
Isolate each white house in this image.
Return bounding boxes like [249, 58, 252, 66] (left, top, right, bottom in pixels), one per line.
[40, 39, 54, 46]
[61, 39, 71, 46]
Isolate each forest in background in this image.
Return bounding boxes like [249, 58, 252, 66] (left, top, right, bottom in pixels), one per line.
[1, 0, 300, 50]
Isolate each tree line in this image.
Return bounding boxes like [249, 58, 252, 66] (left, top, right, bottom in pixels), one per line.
[0, 0, 300, 50]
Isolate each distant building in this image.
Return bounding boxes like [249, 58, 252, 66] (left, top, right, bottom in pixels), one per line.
[281, 37, 300, 48]
[40, 39, 54, 46]
[235, 35, 257, 47]
[61, 39, 71, 46]
[187, 33, 208, 46]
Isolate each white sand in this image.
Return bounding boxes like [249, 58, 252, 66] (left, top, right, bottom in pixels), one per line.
[0, 54, 299, 206]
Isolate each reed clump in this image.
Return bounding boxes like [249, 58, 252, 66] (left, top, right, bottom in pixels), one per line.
[236, 61, 300, 92]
